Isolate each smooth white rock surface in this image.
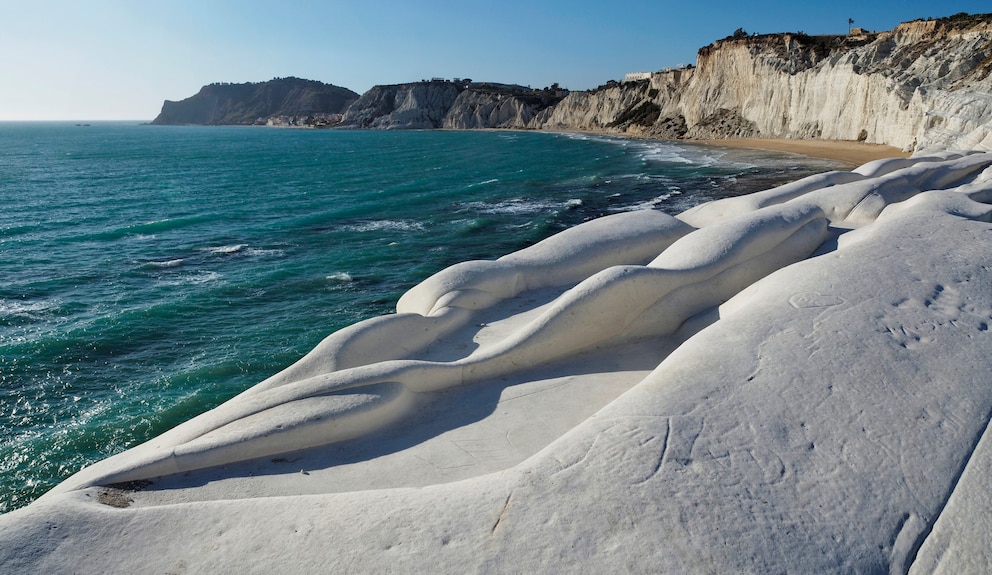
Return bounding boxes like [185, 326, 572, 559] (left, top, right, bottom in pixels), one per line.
[2, 152, 992, 574]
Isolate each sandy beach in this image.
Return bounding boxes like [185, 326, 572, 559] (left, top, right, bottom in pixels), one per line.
[700, 138, 911, 165]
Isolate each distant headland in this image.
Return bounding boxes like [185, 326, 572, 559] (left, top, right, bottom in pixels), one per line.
[150, 77, 359, 126]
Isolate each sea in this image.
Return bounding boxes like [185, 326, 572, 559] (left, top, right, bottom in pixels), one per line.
[0, 122, 845, 512]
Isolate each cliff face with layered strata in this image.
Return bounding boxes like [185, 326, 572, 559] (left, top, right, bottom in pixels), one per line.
[339, 82, 463, 129]
[442, 84, 564, 129]
[536, 15, 992, 152]
[540, 70, 691, 138]
[338, 81, 565, 129]
[335, 14, 992, 151]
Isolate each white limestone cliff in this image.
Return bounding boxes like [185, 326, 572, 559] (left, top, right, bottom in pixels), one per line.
[540, 69, 691, 136]
[442, 87, 541, 129]
[341, 82, 564, 130]
[336, 16, 992, 151]
[340, 81, 463, 129]
[537, 17, 992, 152]
[683, 20, 992, 150]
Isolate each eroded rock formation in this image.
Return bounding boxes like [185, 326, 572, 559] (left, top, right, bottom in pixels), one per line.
[339, 81, 463, 129]
[536, 15, 992, 152]
[338, 81, 566, 130]
[7, 151, 992, 574]
[36, 151, 992, 496]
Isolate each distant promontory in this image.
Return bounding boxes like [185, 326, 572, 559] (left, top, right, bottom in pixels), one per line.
[150, 77, 359, 126]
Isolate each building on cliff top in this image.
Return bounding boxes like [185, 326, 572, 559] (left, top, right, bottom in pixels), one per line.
[623, 72, 653, 83]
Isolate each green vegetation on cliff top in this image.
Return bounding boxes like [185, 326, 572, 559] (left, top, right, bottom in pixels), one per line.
[151, 77, 358, 126]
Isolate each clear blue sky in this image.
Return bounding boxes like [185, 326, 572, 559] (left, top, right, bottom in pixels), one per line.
[1, 0, 988, 120]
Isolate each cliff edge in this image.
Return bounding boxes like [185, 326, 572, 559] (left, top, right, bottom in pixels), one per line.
[538, 13, 992, 152]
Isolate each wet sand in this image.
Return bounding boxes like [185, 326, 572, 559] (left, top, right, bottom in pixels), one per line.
[699, 138, 911, 166]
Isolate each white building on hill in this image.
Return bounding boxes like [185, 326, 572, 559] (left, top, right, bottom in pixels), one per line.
[623, 72, 653, 83]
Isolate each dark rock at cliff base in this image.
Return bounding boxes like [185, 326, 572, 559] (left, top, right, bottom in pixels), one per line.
[151, 77, 359, 126]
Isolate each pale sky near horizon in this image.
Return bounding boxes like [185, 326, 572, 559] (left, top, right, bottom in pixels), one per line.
[1, 0, 989, 121]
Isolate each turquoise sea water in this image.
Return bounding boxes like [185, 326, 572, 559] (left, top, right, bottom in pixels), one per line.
[0, 123, 844, 512]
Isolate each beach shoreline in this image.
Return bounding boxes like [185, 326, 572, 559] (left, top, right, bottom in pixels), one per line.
[697, 138, 910, 166]
[324, 125, 911, 167]
[529, 128, 912, 166]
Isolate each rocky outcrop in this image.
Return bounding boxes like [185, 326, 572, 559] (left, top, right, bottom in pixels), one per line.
[684, 108, 759, 139]
[340, 81, 463, 129]
[151, 77, 358, 125]
[339, 81, 566, 130]
[541, 71, 691, 136]
[533, 13, 992, 152]
[10, 152, 992, 574]
[442, 83, 564, 129]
